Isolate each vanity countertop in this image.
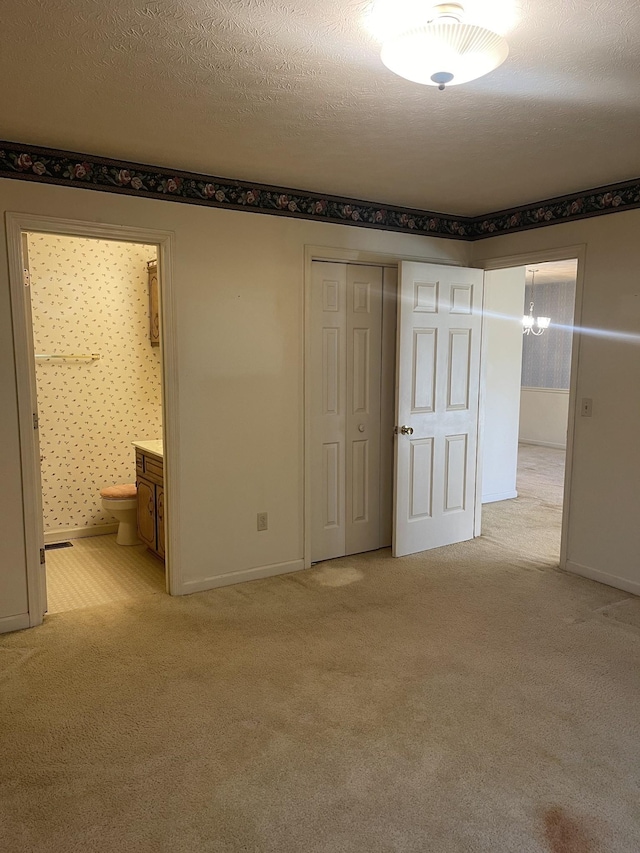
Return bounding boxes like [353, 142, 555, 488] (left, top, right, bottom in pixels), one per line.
[132, 439, 163, 459]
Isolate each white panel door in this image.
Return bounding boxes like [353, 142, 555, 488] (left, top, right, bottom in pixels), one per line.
[311, 262, 347, 561]
[311, 262, 383, 562]
[345, 265, 383, 556]
[379, 267, 398, 548]
[394, 262, 483, 557]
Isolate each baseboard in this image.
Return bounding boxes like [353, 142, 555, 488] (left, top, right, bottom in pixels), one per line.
[181, 559, 305, 595]
[565, 561, 640, 597]
[44, 524, 118, 544]
[0, 613, 30, 635]
[519, 439, 566, 450]
[482, 489, 518, 504]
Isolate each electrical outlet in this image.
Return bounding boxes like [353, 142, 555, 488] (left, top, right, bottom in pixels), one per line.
[257, 512, 268, 532]
[581, 397, 593, 417]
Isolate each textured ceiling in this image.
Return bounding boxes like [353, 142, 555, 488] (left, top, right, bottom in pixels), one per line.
[2, 0, 640, 216]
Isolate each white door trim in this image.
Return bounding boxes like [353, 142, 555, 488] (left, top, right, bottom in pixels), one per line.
[303, 245, 466, 568]
[473, 243, 587, 570]
[6, 213, 183, 626]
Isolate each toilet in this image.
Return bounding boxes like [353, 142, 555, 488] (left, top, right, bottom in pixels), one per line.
[100, 483, 139, 546]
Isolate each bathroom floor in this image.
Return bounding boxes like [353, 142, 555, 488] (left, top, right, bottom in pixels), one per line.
[45, 534, 166, 614]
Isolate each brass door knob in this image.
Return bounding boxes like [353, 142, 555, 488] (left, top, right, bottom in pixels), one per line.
[400, 425, 414, 435]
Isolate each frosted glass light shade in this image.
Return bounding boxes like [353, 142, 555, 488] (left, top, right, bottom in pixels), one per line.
[381, 22, 509, 87]
[537, 316, 551, 329]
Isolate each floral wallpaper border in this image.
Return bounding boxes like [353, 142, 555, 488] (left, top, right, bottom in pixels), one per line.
[0, 140, 471, 239]
[2, 140, 640, 241]
[472, 181, 640, 238]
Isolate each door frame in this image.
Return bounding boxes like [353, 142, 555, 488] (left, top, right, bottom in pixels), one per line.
[473, 243, 587, 569]
[6, 213, 183, 626]
[303, 245, 467, 569]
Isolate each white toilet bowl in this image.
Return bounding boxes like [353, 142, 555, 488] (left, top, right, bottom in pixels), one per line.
[100, 484, 139, 546]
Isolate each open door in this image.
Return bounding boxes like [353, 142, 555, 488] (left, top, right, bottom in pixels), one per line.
[20, 233, 48, 614]
[393, 262, 484, 557]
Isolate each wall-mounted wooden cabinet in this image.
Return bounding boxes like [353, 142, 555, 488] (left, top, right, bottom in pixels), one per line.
[136, 448, 164, 560]
[147, 259, 160, 347]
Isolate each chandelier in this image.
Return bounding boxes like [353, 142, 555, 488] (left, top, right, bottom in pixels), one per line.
[375, 3, 510, 90]
[522, 269, 551, 336]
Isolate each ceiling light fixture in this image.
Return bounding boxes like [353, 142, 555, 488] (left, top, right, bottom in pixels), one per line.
[522, 269, 551, 336]
[378, 3, 509, 89]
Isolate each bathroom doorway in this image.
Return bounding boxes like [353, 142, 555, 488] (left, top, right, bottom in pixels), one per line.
[8, 216, 178, 623]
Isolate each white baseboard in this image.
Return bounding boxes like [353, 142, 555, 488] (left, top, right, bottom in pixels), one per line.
[181, 559, 305, 595]
[44, 524, 118, 544]
[482, 489, 518, 504]
[565, 561, 640, 597]
[0, 613, 30, 635]
[519, 439, 566, 450]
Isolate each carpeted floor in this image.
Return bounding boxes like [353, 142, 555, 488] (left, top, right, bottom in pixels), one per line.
[1, 445, 639, 852]
[45, 534, 166, 614]
[481, 443, 566, 566]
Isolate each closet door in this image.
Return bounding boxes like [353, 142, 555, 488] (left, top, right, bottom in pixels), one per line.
[310, 262, 383, 562]
[311, 263, 347, 562]
[345, 264, 383, 556]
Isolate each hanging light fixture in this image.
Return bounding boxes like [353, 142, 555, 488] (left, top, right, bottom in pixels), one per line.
[378, 3, 509, 89]
[522, 269, 551, 336]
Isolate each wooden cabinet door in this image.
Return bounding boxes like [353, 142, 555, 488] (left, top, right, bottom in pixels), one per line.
[156, 485, 165, 559]
[137, 477, 156, 550]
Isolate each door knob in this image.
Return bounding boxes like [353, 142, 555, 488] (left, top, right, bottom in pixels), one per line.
[358, 424, 365, 433]
[400, 425, 414, 435]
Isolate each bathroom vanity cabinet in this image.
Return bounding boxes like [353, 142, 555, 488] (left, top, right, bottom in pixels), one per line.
[135, 445, 165, 561]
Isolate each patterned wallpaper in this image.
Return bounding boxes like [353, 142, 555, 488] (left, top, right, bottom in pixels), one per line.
[29, 234, 162, 533]
[521, 279, 576, 390]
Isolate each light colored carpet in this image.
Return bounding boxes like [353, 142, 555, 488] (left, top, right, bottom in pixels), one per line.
[480, 443, 566, 567]
[1, 446, 639, 853]
[45, 534, 166, 614]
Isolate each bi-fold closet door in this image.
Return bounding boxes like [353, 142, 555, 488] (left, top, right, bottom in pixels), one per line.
[310, 262, 389, 563]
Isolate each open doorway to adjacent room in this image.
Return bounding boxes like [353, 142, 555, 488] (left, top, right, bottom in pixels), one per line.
[480, 258, 579, 566]
[24, 231, 167, 613]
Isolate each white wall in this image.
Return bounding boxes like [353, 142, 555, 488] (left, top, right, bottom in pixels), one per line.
[29, 234, 162, 538]
[519, 388, 569, 448]
[481, 266, 526, 503]
[0, 178, 470, 625]
[473, 209, 640, 596]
